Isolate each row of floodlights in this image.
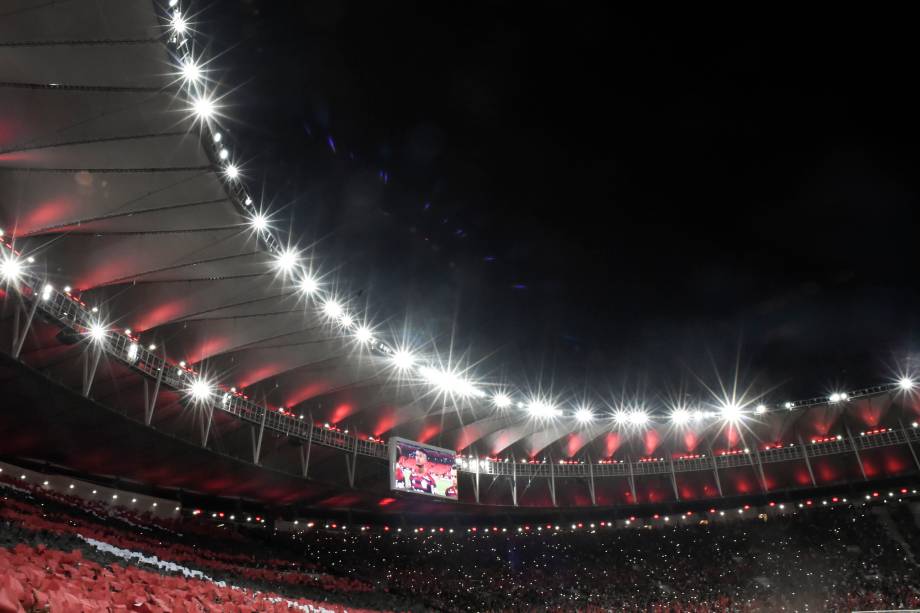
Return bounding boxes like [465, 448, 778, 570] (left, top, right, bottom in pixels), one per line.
[4, 236, 919, 429]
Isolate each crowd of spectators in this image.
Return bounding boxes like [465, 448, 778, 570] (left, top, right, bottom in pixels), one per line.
[2, 472, 920, 611]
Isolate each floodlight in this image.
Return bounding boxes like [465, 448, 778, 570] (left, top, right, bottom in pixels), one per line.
[86, 322, 107, 343]
[170, 11, 188, 35]
[274, 248, 298, 273]
[354, 325, 373, 344]
[0, 254, 23, 282]
[391, 349, 415, 371]
[627, 409, 649, 426]
[755, 404, 767, 415]
[670, 408, 691, 425]
[224, 164, 239, 180]
[419, 366, 481, 398]
[250, 212, 268, 232]
[492, 392, 512, 409]
[526, 398, 560, 419]
[720, 402, 743, 422]
[299, 274, 319, 295]
[899, 376, 915, 391]
[192, 95, 215, 120]
[574, 407, 595, 423]
[179, 58, 202, 84]
[189, 377, 213, 402]
[322, 299, 343, 320]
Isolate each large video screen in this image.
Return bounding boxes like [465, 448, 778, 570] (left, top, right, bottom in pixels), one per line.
[390, 437, 459, 501]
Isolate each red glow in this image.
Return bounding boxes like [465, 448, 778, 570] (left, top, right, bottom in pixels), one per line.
[856, 401, 885, 427]
[565, 433, 584, 457]
[378, 497, 396, 507]
[282, 382, 331, 408]
[725, 424, 740, 448]
[417, 422, 441, 444]
[643, 429, 660, 455]
[18, 198, 75, 235]
[603, 432, 621, 457]
[134, 300, 188, 332]
[373, 407, 397, 437]
[683, 430, 699, 452]
[330, 403, 354, 423]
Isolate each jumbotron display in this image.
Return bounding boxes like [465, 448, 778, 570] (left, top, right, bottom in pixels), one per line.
[390, 438, 459, 500]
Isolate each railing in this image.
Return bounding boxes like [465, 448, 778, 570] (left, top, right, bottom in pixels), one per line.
[6, 274, 920, 484]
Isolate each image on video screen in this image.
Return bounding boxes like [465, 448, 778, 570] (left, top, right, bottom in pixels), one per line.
[390, 439, 458, 500]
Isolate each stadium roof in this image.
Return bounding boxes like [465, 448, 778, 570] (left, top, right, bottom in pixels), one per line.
[2, 1, 920, 508]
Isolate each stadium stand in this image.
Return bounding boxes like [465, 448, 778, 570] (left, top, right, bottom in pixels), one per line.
[3, 469, 920, 612]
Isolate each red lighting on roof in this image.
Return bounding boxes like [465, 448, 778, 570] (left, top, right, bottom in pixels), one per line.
[378, 497, 396, 506]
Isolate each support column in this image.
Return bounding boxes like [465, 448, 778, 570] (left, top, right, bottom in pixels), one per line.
[144, 363, 164, 426]
[253, 407, 267, 465]
[737, 430, 768, 493]
[548, 456, 557, 507]
[899, 419, 920, 471]
[626, 455, 638, 503]
[587, 455, 597, 506]
[797, 435, 817, 486]
[751, 446, 769, 492]
[201, 404, 214, 447]
[668, 457, 679, 501]
[472, 456, 481, 504]
[12, 293, 40, 359]
[82, 346, 102, 397]
[844, 424, 868, 481]
[707, 447, 724, 497]
[511, 457, 518, 507]
[345, 435, 358, 488]
[300, 419, 314, 478]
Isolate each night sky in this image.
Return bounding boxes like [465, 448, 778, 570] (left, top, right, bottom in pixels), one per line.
[196, 2, 920, 401]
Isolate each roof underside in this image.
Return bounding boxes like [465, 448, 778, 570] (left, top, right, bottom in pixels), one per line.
[3, 0, 920, 481]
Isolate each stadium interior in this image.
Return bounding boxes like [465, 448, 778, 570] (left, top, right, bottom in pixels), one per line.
[2, 1, 920, 611]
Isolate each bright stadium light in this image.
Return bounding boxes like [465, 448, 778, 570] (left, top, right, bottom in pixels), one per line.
[755, 404, 767, 415]
[574, 406, 595, 424]
[828, 392, 848, 404]
[179, 58, 202, 84]
[613, 410, 629, 426]
[390, 349, 415, 371]
[0, 253, 23, 282]
[670, 408, 691, 426]
[419, 366, 482, 399]
[224, 163, 239, 180]
[338, 312, 354, 328]
[899, 376, 915, 391]
[170, 11, 188, 35]
[86, 321, 107, 343]
[322, 299, 344, 320]
[627, 409, 649, 427]
[354, 325, 373, 344]
[492, 392, 512, 409]
[191, 95, 215, 121]
[249, 212, 268, 232]
[526, 398, 561, 419]
[274, 248, 298, 273]
[298, 274, 319, 295]
[720, 402, 744, 422]
[188, 378, 213, 402]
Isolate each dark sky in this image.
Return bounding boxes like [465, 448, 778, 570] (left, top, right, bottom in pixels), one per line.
[195, 2, 920, 401]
